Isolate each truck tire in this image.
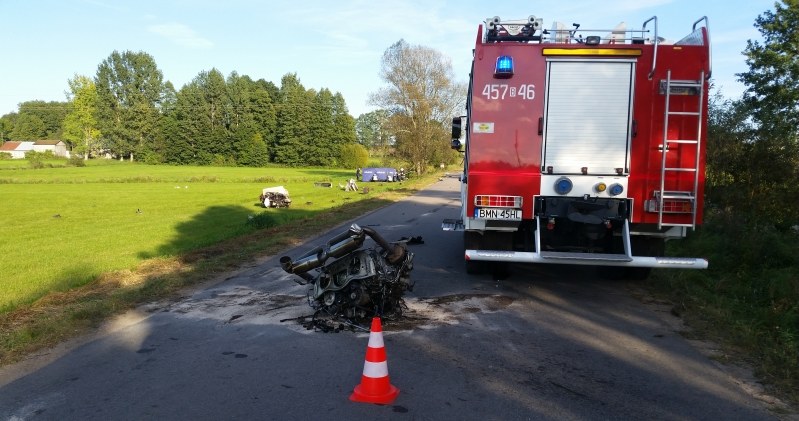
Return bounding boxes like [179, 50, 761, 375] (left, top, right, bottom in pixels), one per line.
[464, 231, 485, 274]
[466, 260, 484, 275]
[485, 231, 513, 279]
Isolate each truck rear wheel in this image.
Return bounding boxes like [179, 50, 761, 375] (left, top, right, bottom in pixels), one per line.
[464, 231, 514, 277]
[464, 231, 485, 274]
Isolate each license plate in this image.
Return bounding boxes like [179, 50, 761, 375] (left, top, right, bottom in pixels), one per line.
[475, 208, 522, 220]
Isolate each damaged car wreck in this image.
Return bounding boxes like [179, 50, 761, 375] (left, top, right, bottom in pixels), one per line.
[260, 186, 292, 208]
[280, 224, 414, 331]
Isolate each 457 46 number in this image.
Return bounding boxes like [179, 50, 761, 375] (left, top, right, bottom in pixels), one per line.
[481, 83, 536, 100]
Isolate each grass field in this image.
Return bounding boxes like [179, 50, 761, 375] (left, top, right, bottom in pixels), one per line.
[0, 160, 403, 313]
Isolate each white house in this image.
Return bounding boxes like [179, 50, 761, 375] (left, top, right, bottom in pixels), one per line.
[33, 140, 68, 157]
[0, 140, 67, 158]
[0, 141, 34, 159]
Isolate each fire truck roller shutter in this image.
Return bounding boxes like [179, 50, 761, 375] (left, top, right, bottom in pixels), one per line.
[542, 59, 635, 176]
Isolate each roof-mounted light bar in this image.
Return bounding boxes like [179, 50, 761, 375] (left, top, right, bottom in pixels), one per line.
[542, 48, 642, 57]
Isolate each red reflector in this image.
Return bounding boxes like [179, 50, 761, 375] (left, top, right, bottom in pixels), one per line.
[474, 195, 522, 208]
[645, 198, 694, 214]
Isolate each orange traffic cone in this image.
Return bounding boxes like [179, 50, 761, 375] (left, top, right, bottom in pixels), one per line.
[350, 317, 400, 404]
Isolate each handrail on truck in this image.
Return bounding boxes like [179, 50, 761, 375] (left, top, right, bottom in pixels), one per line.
[643, 16, 658, 79]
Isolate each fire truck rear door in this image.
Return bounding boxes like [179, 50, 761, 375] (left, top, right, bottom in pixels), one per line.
[542, 59, 635, 175]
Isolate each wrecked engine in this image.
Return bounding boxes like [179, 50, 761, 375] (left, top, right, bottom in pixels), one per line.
[280, 224, 414, 330]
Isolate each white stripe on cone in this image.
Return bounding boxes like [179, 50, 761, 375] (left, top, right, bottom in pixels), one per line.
[368, 332, 384, 348]
[362, 360, 389, 378]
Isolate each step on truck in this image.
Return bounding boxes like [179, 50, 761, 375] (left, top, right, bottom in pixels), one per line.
[443, 14, 711, 278]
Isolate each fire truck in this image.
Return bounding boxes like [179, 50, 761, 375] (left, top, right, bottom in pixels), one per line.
[443, 15, 711, 278]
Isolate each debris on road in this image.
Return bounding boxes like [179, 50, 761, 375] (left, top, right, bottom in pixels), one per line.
[280, 224, 415, 331]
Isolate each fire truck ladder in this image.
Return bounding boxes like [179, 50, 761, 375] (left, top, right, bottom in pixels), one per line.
[657, 70, 704, 230]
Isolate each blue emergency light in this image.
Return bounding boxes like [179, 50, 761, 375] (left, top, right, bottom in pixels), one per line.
[494, 55, 514, 78]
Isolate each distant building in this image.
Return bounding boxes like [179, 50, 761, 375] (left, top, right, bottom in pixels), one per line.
[0, 141, 33, 159]
[0, 141, 21, 157]
[0, 140, 68, 158]
[33, 140, 68, 157]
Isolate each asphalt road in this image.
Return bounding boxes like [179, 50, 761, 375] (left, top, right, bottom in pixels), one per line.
[0, 176, 783, 420]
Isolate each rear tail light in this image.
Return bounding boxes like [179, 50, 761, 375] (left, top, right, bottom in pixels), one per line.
[474, 195, 522, 208]
[645, 192, 694, 214]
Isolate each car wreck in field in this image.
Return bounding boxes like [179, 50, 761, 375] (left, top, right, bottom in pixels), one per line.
[260, 186, 292, 208]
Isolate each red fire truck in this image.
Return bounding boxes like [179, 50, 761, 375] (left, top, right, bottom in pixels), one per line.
[443, 15, 711, 278]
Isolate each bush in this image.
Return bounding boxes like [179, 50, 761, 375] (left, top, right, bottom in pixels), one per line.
[67, 155, 86, 167]
[26, 151, 45, 169]
[26, 150, 56, 161]
[338, 143, 369, 169]
[139, 150, 164, 165]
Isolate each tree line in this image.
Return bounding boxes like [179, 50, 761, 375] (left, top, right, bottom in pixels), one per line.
[0, 43, 464, 173]
[1, 50, 361, 167]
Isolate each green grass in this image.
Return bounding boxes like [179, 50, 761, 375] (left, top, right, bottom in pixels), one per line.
[1, 159, 438, 364]
[648, 216, 799, 406]
[0, 161, 409, 313]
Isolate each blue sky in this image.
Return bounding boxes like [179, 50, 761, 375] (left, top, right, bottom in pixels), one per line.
[0, 0, 775, 117]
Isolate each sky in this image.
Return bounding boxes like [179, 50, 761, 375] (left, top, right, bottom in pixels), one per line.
[0, 0, 776, 118]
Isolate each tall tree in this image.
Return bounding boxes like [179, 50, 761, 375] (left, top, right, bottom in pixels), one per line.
[370, 40, 465, 174]
[274, 73, 314, 165]
[308, 88, 337, 165]
[740, 0, 799, 133]
[249, 81, 277, 159]
[8, 101, 68, 140]
[198, 68, 231, 161]
[331, 92, 357, 145]
[146, 81, 178, 164]
[165, 72, 224, 165]
[63, 74, 101, 159]
[0, 113, 14, 142]
[330, 92, 358, 167]
[236, 132, 269, 167]
[8, 113, 45, 140]
[227, 72, 272, 166]
[95, 50, 168, 161]
[355, 109, 391, 157]
[226, 72, 251, 132]
[164, 83, 204, 164]
[737, 0, 799, 226]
